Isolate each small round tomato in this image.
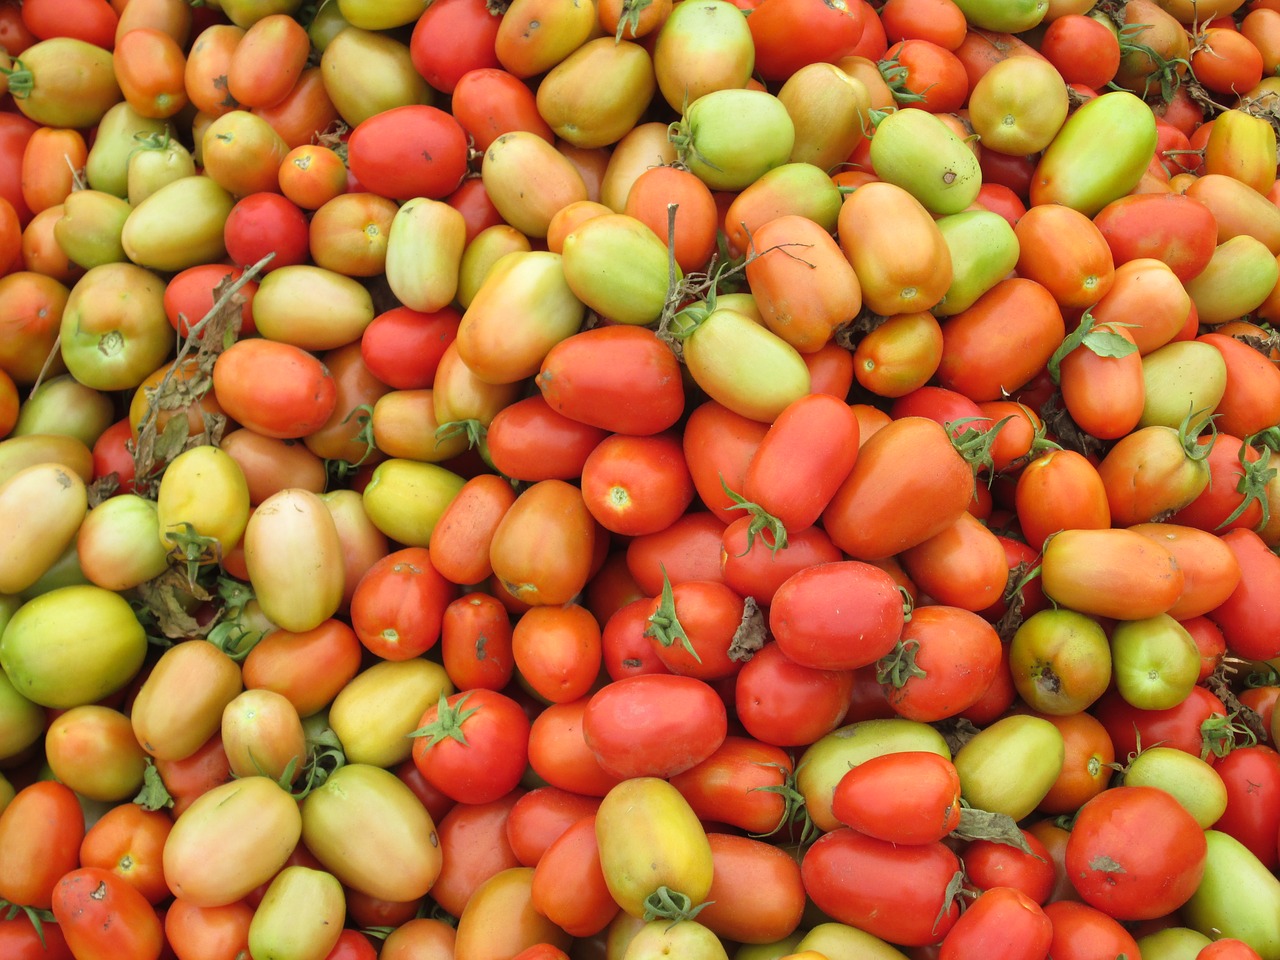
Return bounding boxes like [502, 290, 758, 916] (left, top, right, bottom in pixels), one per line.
[733, 640, 853, 748]
[410, 688, 531, 805]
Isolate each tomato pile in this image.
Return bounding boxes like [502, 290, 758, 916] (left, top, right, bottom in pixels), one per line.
[6, 0, 1280, 957]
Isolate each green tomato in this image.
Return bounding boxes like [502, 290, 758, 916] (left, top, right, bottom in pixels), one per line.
[953, 714, 1065, 821]
[869, 109, 981, 216]
[1124, 746, 1227, 829]
[1110, 614, 1200, 711]
[672, 88, 795, 192]
[1009, 608, 1112, 716]
[59, 262, 170, 392]
[1182, 830, 1280, 957]
[248, 866, 345, 960]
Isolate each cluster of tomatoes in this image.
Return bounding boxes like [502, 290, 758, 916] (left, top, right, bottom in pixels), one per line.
[5, 0, 1280, 958]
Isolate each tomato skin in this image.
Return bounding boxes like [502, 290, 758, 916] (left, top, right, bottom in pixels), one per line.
[512, 603, 602, 703]
[1206, 529, 1280, 661]
[938, 886, 1052, 960]
[1008, 609, 1112, 717]
[667, 736, 794, 836]
[1093, 194, 1217, 285]
[721, 518, 842, 606]
[0, 915, 73, 960]
[683, 400, 770, 525]
[213, 339, 337, 440]
[0, 781, 85, 910]
[410, 0, 501, 93]
[697, 833, 807, 946]
[490, 479, 597, 607]
[801, 828, 961, 946]
[1040, 527, 1183, 621]
[734, 640, 854, 747]
[430, 793, 523, 918]
[898, 512, 1009, 613]
[626, 511, 727, 595]
[347, 105, 469, 201]
[360, 305, 459, 391]
[1042, 900, 1141, 960]
[581, 432, 695, 538]
[349, 547, 456, 661]
[831, 751, 961, 845]
[583, 674, 728, 779]
[1059, 321, 1145, 441]
[962, 830, 1056, 905]
[1212, 745, 1280, 871]
[1199, 331, 1280, 439]
[486, 394, 608, 482]
[823, 416, 974, 560]
[51, 868, 163, 960]
[411, 689, 531, 805]
[770, 560, 905, 670]
[1066, 785, 1207, 921]
[531, 813, 619, 938]
[880, 605, 1002, 722]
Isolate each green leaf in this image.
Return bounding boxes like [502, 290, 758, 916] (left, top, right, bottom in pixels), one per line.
[133, 759, 175, 811]
[1080, 329, 1138, 360]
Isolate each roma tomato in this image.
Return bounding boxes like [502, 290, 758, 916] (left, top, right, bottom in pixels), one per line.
[831, 750, 962, 844]
[769, 560, 905, 670]
[489, 479, 597, 607]
[582, 673, 728, 779]
[1208, 529, 1280, 662]
[346, 105, 469, 201]
[733, 640, 854, 748]
[878, 605, 1002, 722]
[0, 781, 84, 910]
[1065, 785, 1207, 920]
[1015, 447, 1110, 550]
[51, 868, 163, 960]
[667, 736, 796, 836]
[350, 547, 456, 661]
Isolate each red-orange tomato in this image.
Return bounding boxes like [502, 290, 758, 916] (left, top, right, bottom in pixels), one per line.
[1015, 449, 1111, 552]
[527, 698, 626, 798]
[667, 735, 795, 835]
[879, 0, 967, 50]
[733, 639, 854, 747]
[854, 310, 945, 399]
[1041, 901, 1141, 960]
[163, 263, 257, 339]
[226, 14, 309, 110]
[20, 127, 86, 216]
[623, 165, 717, 274]
[185, 23, 245, 116]
[626, 511, 727, 595]
[450, 67, 554, 152]
[600, 595, 670, 681]
[512, 603, 602, 703]
[487, 394, 608, 482]
[682, 400, 770, 525]
[644, 578, 748, 682]
[1199, 331, 1280, 438]
[720, 518, 843, 607]
[769, 560, 906, 670]
[78, 803, 172, 906]
[1058, 321, 1145, 440]
[935, 277, 1065, 403]
[962, 830, 1056, 905]
[882, 38, 969, 112]
[51, 868, 163, 960]
[0, 781, 86, 909]
[350, 546, 457, 661]
[580, 431, 695, 537]
[832, 750, 961, 844]
[938, 886, 1053, 960]
[743, 392, 860, 533]
[430, 474, 518, 587]
[251, 67, 341, 150]
[241, 619, 363, 718]
[822, 416, 975, 560]
[898, 511, 1009, 613]
[879, 605, 1003, 722]
[113, 27, 187, 118]
[490, 479, 599, 607]
[698, 833, 807, 945]
[530, 814, 619, 938]
[429, 792, 523, 919]
[277, 144, 348, 211]
[212, 338, 337, 439]
[1015, 203, 1115, 310]
[163, 898, 254, 960]
[505, 786, 600, 868]
[748, 0, 868, 82]
[440, 592, 517, 691]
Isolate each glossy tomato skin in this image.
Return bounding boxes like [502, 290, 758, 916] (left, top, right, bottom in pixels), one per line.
[937, 886, 1052, 960]
[1207, 529, 1280, 662]
[769, 560, 905, 670]
[530, 814, 619, 938]
[346, 105, 469, 200]
[350, 547, 457, 661]
[667, 736, 795, 836]
[582, 674, 728, 779]
[1065, 785, 1207, 920]
[0, 915, 73, 960]
[683, 400, 770, 524]
[410, 688, 531, 805]
[720, 518, 842, 606]
[51, 868, 163, 960]
[801, 827, 961, 946]
[1212, 745, 1280, 871]
[0, 780, 85, 909]
[733, 641, 854, 748]
[830, 751, 961, 845]
[880, 605, 1002, 723]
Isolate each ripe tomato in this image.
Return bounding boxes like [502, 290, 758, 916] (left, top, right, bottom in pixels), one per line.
[350, 547, 456, 661]
[1212, 745, 1280, 871]
[879, 605, 1002, 722]
[0, 781, 85, 909]
[490, 479, 598, 607]
[582, 674, 728, 779]
[831, 750, 961, 844]
[410, 688, 531, 805]
[733, 640, 853, 748]
[938, 886, 1052, 960]
[346, 105, 469, 201]
[512, 603, 602, 703]
[51, 868, 163, 960]
[699, 833, 807, 945]
[1066, 785, 1207, 920]
[430, 793, 523, 918]
[682, 400, 770, 525]
[530, 814, 619, 938]
[625, 511, 727, 595]
[667, 735, 795, 836]
[962, 830, 1055, 905]
[769, 560, 906, 670]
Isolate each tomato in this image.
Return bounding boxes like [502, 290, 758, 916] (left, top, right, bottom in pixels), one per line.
[1066, 785, 1207, 921]
[1109, 613, 1201, 711]
[1208, 529, 1280, 662]
[212, 339, 336, 440]
[822, 416, 974, 560]
[1042, 901, 1141, 960]
[0, 781, 84, 910]
[802, 828, 961, 946]
[510, 603, 601, 703]
[455, 866, 573, 960]
[329, 659, 453, 769]
[379, 918, 456, 960]
[487, 479, 597, 606]
[938, 886, 1052, 960]
[879, 605, 1002, 722]
[1212, 745, 1280, 871]
[667, 736, 795, 836]
[346, 105, 468, 201]
[583, 674, 727, 779]
[769, 560, 905, 670]
[1199, 331, 1280, 439]
[531, 814, 619, 938]
[430, 793, 523, 918]
[1172, 434, 1269, 535]
[954, 714, 1065, 820]
[49, 868, 162, 960]
[410, 688, 530, 805]
[1124, 745, 1228, 830]
[596, 776, 713, 918]
[302, 763, 443, 904]
[486, 395, 605, 482]
[1009, 609, 1112, 716]
[577, 432, 693, 538]
[437, 593, 515, 694]
[1182, 830, 1280, 953]
[831, 750, 961, 844]
[962, 830, 1055, 904]
[0, 914, 73, 960]
[45, 703, 147, 803]
[733, 640, 854, 747]
[1040, 527, 1183, 621]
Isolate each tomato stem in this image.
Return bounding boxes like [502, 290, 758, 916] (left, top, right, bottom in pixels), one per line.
[719, 477, 789, 557]
[644, 566, 700, 663]
[408, 692, 481, 748]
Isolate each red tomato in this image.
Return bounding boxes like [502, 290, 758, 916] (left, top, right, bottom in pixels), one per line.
[505, 786, 601, 868]
[486, 394, 608, 482]
[879, 605, 1002, 722]
[163, 263, 257, 339]
[1041, 901, 1141, 960]
[1065, 785, 1207, 920]
[360, 305, 459, 390]
[512, 603, 602, 703]
[898, 511, 1010, 613]
[1039, 14, 1121, 90]
[1172, 435, 1268, 534]
[410, 0, 503, 94]
[747, 0, 867, 81]
[51, 868, 163, 960]
[580, 431, 695, 537]
[78, 803, 172, 906]
[581, 673, 728, 779]
[879, 0, 967, 50]
[536, 325, 685, 436]
[430, 793, 523, 919]
[600, 596, 671, 681]
[449, 68, 554, 152]
[0, 781, 85, 910]
[831, 751, 961, 845]
[1014, 449, 1111, 552]
[526, 698, 625, 798]
[1212, 745, 1280, 871]
[22, 0, 117, 47]
[223, 193, 309, 273]
[489, 479, 599, 607]
[801, 827, 961, 946]
[349, 547, 456, 661]
[0, 915, 73, 960]
[698, 833, 807, 945]
[410, 689, 531, 805]
[962, 830, 1055, 905]
[530, 814, 619, 938]
[644, 577, 749, 681]
[1057, 320, 1144, 441]
[667, 735, 797, 836]
[682, 400, 770, 525]
[1208, 528, 1280, 662]
[938, 886, 1052, 960]
[733, 640, 854, 748]
[440, 592, 517, 692]
[346, 105, 469, 201]
[720, 518, 843, 606]
[882, 38, 969, 112]
[769, 560, 906, 670]
[1093, 685, 1234, 768]
[625, 511, 727, 595]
